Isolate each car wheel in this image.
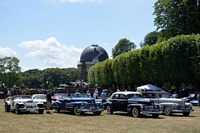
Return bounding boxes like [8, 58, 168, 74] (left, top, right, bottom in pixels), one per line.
[152, 114, 159, 118]
[164, 106, 172, 116]
[183, 112, 190, 116]
[131, 107, 140, 117]
[73, 106, 81, 116]
[15, 104, 20, 114]
[5, 103, 10, 112]
[55, 108, 60, 113]
[93, 111, 102, 115]
[38, 109, 44, 114]
[106, 105, 113, 114]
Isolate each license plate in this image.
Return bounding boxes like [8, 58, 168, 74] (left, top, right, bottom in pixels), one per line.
[89, 106, 96, 111]
[29, 109, 35, 112]
[150, 109, 158, 112]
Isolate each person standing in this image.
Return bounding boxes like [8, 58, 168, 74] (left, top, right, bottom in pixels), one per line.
[3, 87, 8, 103]
[46, 90, 52, 114]
[100, 89, 107, 103]
[197, 91, 200, 107]
[86, 90, 91, 97]
[95, 88, 99, 99]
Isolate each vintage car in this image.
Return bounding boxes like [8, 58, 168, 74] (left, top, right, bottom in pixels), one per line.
[52, 92, 104, 116]
[31, 94, 47, 108]
[142, 91, 194, 116]
[183, 92, 198, 106]
[103, 91, 161, 118]
[4, 95, 45, 114]
[52, 93, 69, 102]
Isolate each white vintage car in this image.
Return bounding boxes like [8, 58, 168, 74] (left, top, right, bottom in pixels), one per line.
[4, 95, 45, 114]
[31, 94, 47, 108]
[143, 91, 194, 116]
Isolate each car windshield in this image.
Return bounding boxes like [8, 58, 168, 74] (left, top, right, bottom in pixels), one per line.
[188, 94, 195, 98]
[71, 93, 90, 98]
[14, 95, 31, 99]
[32, 95, 46, 99]
[54, 93, 68, 97]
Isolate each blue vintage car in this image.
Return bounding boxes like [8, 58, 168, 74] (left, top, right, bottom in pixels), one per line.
[52, 93, 104, 116]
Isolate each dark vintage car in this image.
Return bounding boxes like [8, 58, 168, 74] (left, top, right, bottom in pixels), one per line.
[103, 91, 161, 118]
[52, 93, 104, 116]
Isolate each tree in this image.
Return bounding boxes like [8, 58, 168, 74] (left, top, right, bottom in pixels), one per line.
[154, 0, 200, 39]
[112, 38, 136, 58]
[0, 57, 22, 87]
[140, 31, 160, 47]
[21, 69, 43, 88]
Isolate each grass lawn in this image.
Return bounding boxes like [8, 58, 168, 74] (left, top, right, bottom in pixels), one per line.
[0, 99, 200, 133]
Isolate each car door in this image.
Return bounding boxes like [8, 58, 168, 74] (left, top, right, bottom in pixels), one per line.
[110, 94, 120, 111]
[118, 94, 128, 112]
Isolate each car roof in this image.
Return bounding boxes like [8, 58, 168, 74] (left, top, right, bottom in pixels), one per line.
[142, 91, 170, 94]
[32, 94, 46, 96]
[113, 91, 141, 95]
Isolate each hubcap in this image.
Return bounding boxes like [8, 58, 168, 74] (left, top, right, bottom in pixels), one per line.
[107, 106, 111, 114]
[164, 107, 170, 115]
[132, 108, 138, 117]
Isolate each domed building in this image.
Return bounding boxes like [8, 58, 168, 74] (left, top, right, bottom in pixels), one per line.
[77, 44, 109, 76]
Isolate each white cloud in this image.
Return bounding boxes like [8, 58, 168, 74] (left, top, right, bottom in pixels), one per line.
[0, 47, 18, 58]
[19, 37, 83, 69]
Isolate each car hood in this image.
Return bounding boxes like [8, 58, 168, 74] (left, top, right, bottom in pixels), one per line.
[149, 98, 186, 103]
[128, 98, 153, 104]
[33, 99, 46, 102]
[14, 99, 34, 102]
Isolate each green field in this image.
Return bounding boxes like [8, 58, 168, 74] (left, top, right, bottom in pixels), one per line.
[0, 99, 200, 133]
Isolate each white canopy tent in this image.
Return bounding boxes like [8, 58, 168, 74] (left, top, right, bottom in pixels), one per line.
[136, 84, 162, 93]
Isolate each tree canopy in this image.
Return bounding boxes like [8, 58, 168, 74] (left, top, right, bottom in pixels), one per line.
[140, 31, 160, 47]
[154, 0, 200, 39]
[112, 38, 136, 58]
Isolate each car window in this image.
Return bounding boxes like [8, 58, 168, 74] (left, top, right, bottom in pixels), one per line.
[127, 94, 143, 99]
[113, 94, 119, 99]
[119, 94, 126, 99]
[143, 93, 155, 98]
[135, 94, 143, 98]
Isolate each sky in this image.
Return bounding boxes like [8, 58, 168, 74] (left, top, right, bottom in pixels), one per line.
[0, 0, 157, 72]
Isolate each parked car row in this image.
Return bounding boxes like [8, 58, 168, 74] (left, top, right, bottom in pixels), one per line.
[4, 91, 195, 118]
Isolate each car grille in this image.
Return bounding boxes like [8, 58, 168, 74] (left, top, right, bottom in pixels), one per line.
[144, 105, 159, 111]
[27, 106, 35, 108]
[83, 103, 96, 109]
[176, 105, 191, 110]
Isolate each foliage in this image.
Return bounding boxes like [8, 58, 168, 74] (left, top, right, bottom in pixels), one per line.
[87, 34, 200, 91]
[0, 57, 22, 88]
[21, 68, 78, 89]
[140, 31, 160, 47]
[154, 0, 200, 39]
[112, 38, 136, 58]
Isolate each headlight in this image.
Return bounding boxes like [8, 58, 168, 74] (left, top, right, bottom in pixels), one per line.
[81, 102, 85, 106]
[140, 105, 143, 109]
